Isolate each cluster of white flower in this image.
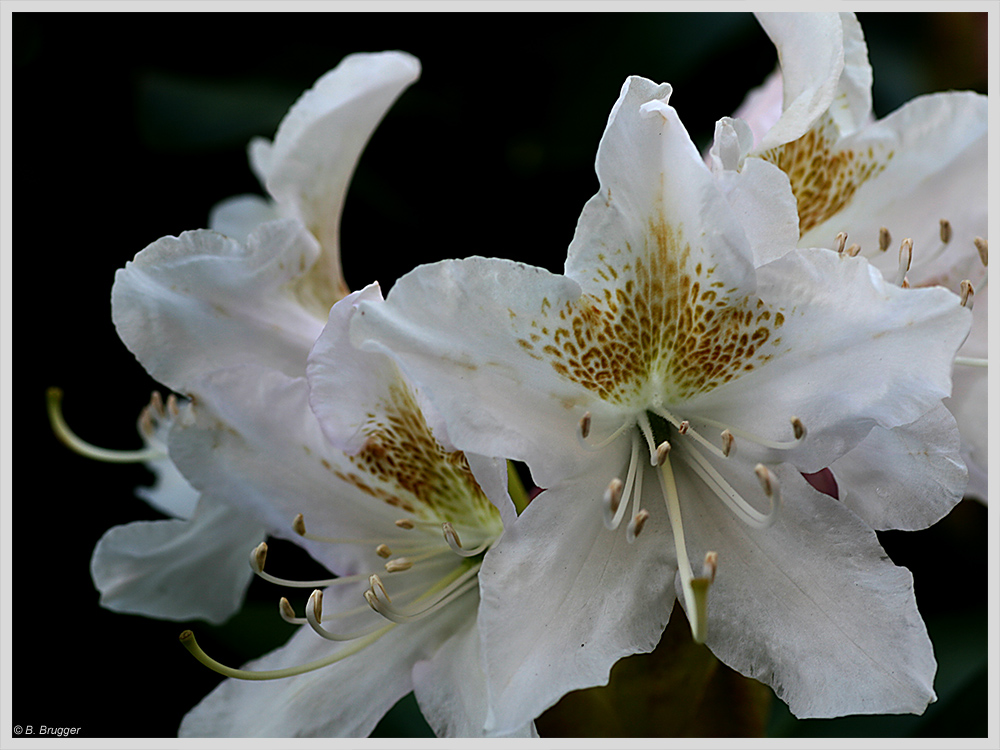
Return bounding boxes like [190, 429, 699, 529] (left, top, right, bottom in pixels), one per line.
[49, 13, 986, 738]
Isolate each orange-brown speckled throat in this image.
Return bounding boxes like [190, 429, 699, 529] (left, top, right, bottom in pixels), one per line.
[321, 381, 500, 529]
[758, 113, 894, 236]
[515, 219, 786, 406]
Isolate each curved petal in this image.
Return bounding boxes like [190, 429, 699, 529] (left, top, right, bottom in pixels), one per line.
[797, 91, 988, 276]
[477, 444, 677, 735]
[687, 248, 971, 471]
[258, 51, 421, 313]
[829, 403, 966, 531]
[179, 588, 470, 737]
[731, 69, 784, 151]
[752, 12, 844, 150]
[412, 615, 536, 738]
[90, 494, 262, 624]
[134, 452, 200, 520]
[678, 464, 936, 718]
[112, 220, 325, 392]
[351, 256, 601, 488]
[208, 194, 280, 244]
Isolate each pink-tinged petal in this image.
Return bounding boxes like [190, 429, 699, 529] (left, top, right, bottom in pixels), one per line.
[257, 51, 421, 312]
[731, 69, 784, 151]
[90, 494, 262, 624]
[179, 588, 471, 737]
[752, 13, 845, 150]
[687, 248, 971, 472]
[829, 404, 966, 531]
[112, 220, 325, 392]
[948, 288, 988, 499]
[478, 445, 677, 735]
[412, 615, 536, 737]
[678, 464, 936, 718]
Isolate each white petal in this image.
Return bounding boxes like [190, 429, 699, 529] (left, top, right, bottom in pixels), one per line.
[798, 91, 987, 277]
[208, 194, 280, 244]
[679, 464, 936, 718]
[351, 256, 601, 488]
[830, 12, 874, 136]
[112, 220, 324, 392]
[708, 116, 754, 173]
[753, 12, 845, 150]
[689, 248, 971, 471]
[478, 447, 677, 735]
[829, 403, 966, 531]
[179, 588, 469, 737]
[134, 451, 200, 520]
[412, 615, 535, 737]
[261, 51, 421, 310]
[90, 494, 262, 624]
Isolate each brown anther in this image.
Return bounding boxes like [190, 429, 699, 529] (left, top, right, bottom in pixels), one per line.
[835, 231, 848, 255]
[579, 412, 592, 440]
[655, 441, 671, 466]
[879, 226, 891, 251]
[308, 589, 323, 622]
[604, 478, 624, 515]
[166, 394, 180, 417]
[279, 597, 296, 620]
[251, 542, 268, 573]
[369, 574, 391, 603]
[138, 408, 155, 438]
[845, 243, 861, 257]
[442, 522, 462, 549]
[974, 237, 988, 267]
[678, 420, 690, 435]
[899, 238, 913, 272]
[754, 464, 774, 497]
[395, 519, 416, 530]
[702, 551, 719, 583]
[375, 544, 392, 558]
[901, 277, 911, 289]
[292, 513, 307, 536]
[720, 430, 734, 457]
[630, 509, 650, 538]
[790, 416, 806, 440]
[150, 391, 165, 417]
[960, 280, 974, 308]
[385, 558, 413, 573]
[939, 219, 953, 244]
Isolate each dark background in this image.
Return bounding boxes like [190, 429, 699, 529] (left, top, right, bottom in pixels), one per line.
[14, 11, 989, 739]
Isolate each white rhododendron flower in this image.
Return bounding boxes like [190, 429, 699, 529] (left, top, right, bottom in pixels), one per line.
[170, 286, 528, 737]
[710, 12, 988, 498]
[352, 76, 972, 730]
[50, 51, 421, 624]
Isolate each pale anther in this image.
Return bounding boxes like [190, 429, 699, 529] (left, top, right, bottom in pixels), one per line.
[442, 522, 462, 550]
[754, 464, 775, 497]
[835, 231, 848, 254]
[395, 519, 415, 530]
[974, 237, 988, 267]
[654, 441, 671, 466]
[678, 420, 690, 435]
[879, 226, 891, 251]
[845, 243, 861, 257]
[166, 393, 180, 418]
[385, 558, 413, 573]
[627, 509, 650, 541]
[579, 412, 592, 440]
[720, 430, 734, 457]
[375, 544, 392, 558]
[369, 574, 391, 603]
[251, 542, 268, 573]
[960, 280, 974, 308]
[894, 238, 913, 286]
[790, 416, 806, 441]
[279, 597, 297, 622]
[308, 589, 324, 623]
[292, 513, 307, 536]
[940, 219, 953, 244]
[604, 478, 624, 516]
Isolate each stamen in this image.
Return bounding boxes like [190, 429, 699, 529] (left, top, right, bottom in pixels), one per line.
[894, 238, 913, 286]
[305, 590, 388, 641]
[579, 412, 592, 440]
[603, 478, 624, 529]
[249, 543, 376, 588]
[720, 430, 734, 458]
[835, 231, 847, 255]
[606, 432, 642, 531]
[960, 280, 974, 308]
[654, 441, 671, 466]
[657, 455, 709, 644]
[688, 413, 805, 452]
[637, 412, 659, 465]
[688, 551, 718, 644]
[577, 417, 633, 452]
[879, 227, 891, 252]
[845, 243, 861, 257]
[754, 464, 778, 498]
[375, 544, 392, 558]
[395, 519, 416, 530]
[369, 574, 391, 603]
[46, 387, 164, 463]
[385, 558, 414, 572]
[679, 446, 779, 530]
[790, 416, 806, 441]
[939, 219, 952, 245]
[442, 522, 493, 557]
[279, 597, 301, 624]
[365, 564, 481, 624]
[626, 509, 650, 543]
[678, 420, 690, 435]
[974, 237, 988, 267]
[180, 626, 395, 681]
[954, 357, 988, 368]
